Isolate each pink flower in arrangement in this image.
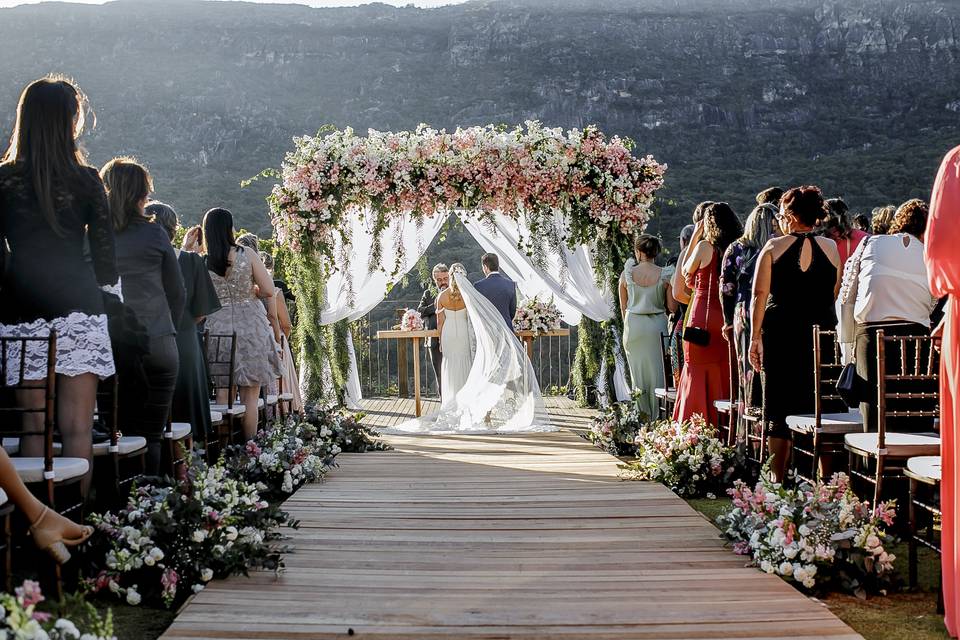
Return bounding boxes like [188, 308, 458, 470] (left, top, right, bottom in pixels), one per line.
[16, 579, 44, 608]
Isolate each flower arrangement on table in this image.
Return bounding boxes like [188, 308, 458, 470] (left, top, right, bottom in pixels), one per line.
[513, 296, 562, 336]
[86, 458, 294, 608]
[587, 390, 650, 456]
[400, 308, 424, 332]
[623, 414, 740, 498]
[717, 472, 898, 596]
[1, 580, 115, 639]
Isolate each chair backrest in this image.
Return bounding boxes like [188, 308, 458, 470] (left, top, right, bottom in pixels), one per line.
[0, 332, 57, 498]
[205, 332, 238, 409]
[95, 375, 120, 453]
[877, 331, 940, 447]
[658, 333, 673, 391]
[812, 326, 847, 422]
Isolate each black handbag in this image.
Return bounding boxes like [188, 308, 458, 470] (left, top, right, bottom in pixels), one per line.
[837, 362, 869, 407]
[682, 264, 713, 347]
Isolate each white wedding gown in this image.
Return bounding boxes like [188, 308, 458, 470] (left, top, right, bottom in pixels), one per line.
[385, 270, 555, 435]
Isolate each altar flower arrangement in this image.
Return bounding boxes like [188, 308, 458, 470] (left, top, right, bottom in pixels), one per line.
[587, 390, 649, 456]
[302, 404, 392, 454]
[624, 415, 740, 497]
[87, 457, 294, 608]
[717, 472, 898, 596]
[0, 581, 115, 639]
[400, 308, 424, 331]
[513, 296, 562, 336]
[222, 416, 330, 499]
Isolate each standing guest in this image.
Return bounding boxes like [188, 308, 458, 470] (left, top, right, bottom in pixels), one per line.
[839, 199, 938, 432]
[0, 76, 118, 495]
[261, 252, 303, 414]
[673, 202, 742, 427]
[474, 253, 517, 330]
[236, 232, 259, 252]
[822, 197, 868, 267]
[202, 208, 282, 440]
[418, 264, 450, 396]
[925, 143, 960, 637]
[871, 205, 897, 235]
[852, 213, 872, 232]
[102, 159, 185, 474]
[669, 224, 695, 386]
[720, 203, 778, 430]
[750, 186, 841, 482]
[756, 186, 785, 207]
[670, 201, 714, 307]
[619, 234, 677, 417]
[148, 202, 221, 443]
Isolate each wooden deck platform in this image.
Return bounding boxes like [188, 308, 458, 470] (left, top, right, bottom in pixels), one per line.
[162, 397, 861, 640]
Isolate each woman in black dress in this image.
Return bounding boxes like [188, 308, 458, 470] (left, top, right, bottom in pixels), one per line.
[0, 76, 118, 498]
[749, 186, 842, 481]
[102, 159, 185, 474]
[148, 203, 221, 443]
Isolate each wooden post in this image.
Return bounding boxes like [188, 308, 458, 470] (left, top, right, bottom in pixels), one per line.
[413, 336, 422, 417]
[397, 338, 408, 398]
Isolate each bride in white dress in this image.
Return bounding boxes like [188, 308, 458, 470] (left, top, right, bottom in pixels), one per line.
[385, 264, 554, 435]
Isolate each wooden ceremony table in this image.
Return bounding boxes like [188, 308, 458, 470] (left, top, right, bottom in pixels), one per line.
[376, 327, 571, 417]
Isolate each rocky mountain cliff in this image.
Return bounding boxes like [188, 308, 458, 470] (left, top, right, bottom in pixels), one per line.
[0, 0, 957, 240]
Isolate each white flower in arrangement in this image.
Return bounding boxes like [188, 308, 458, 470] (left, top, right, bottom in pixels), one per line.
[125, 587, 141, 606]
[192, 584, 205, 594]
[192, 529, 208, 543]
[55, 618, 80, 638]
[778, 562, 793, 576]
[200, 568, 214, 583]
[225, 526, 239, 542]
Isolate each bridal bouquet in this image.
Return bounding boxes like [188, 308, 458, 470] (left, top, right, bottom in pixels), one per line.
[718, 472, 898, 595]
[0, 581, 115, 640]
[400, 309, 424, 331]
[513, 296, 562, 336]
[624, 415, 740, 498]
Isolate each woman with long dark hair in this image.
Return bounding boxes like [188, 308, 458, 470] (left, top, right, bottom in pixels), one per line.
[0, 76, 116, 501]
[102, 158, 185, 474]
[673, 202, 742, 427]
[750, 186, 841, 481]
[202, 208, 282, 439]
[822, 197, 868, 267]
[149, 202, 221, 444]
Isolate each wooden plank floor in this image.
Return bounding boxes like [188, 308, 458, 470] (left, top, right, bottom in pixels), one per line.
[162, 397, 861, 640]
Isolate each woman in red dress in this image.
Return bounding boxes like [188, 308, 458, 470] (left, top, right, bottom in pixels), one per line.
[673, 203, 742, 427]
[927, 145, 960, 637]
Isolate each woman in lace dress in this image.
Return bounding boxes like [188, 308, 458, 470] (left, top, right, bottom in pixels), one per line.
[0, 76, 118, 496]
[202, 208, 282, 439]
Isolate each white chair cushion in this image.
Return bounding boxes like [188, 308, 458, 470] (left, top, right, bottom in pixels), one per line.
[787, 410, 863, 435]
[713, 400, 732, 412]
[93, 436, 147, 457]
[266, 394, 278, 405]
[210, 404, 246, 416]
[210, 410, 224, 424]
[907, 456, 942, 482]
[3, 438, 62, 455]
[256, 398, 265, 409]
[0, 488, 7, 505]
[654, 388, 677, 401]
[845, 432, 940, 458]
[279, 392, 295, 401]
[13, 457, 89, 483]
[167, 423, 192, 441]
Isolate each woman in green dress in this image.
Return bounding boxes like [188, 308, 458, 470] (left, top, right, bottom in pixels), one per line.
[619, 234, 678, 418]
[148, 203, 221, 442]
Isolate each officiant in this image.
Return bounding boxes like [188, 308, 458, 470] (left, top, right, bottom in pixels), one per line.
[418, 263, 450, 395]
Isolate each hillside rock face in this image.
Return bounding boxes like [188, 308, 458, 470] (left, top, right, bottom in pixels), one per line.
[0, 0, 956, 236]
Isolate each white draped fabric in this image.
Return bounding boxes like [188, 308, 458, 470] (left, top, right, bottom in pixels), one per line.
[314, 208, 629, 407]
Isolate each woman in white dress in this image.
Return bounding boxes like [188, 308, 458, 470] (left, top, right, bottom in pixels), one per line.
[385, 264, 553, 435]
[436, 262, 473, 404]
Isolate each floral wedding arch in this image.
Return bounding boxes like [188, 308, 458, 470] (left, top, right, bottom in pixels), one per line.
[264, 121, 667, 405]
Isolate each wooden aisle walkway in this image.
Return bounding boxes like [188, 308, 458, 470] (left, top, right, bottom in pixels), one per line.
[162, 397, 861, 640]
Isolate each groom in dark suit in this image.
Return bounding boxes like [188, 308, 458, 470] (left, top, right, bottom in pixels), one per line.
[473, 253, 517, 330]
[417, 263, 449, 395]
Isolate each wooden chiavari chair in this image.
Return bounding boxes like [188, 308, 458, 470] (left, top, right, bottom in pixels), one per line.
[712, 337, 738, 447]
[205, 332, 244, 453]
[845, 332, 941, 507]
[905, 455, 942, 596]
[92, 375, 147, 507]
[654, 333, 677, 420]
[787, 327, 862, 484]
[744, 370, 768, 469]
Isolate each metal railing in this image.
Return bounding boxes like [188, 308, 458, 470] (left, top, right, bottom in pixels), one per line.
[353, 305, 576, 398]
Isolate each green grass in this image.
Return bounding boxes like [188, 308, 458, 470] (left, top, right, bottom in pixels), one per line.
[684, 497, 949, 640]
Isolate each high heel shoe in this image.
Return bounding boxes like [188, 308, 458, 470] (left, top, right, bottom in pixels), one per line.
[29, 506, 94, 565]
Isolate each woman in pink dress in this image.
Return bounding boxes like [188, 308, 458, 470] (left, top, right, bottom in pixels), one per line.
[672, 203, 741, 427]
[927, 145, 960, 637]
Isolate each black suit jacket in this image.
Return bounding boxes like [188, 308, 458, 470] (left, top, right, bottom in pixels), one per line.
[418, 288, 439, 346]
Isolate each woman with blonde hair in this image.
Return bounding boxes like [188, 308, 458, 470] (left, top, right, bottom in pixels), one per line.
[103, 158, 185, 473]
